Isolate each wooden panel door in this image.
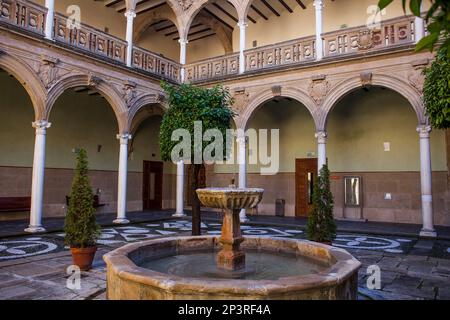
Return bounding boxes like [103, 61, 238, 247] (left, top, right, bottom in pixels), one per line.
[143, 161, 163, 210]
[295, 158, 318, 217]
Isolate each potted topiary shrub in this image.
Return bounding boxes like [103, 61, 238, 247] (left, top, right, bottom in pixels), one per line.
[306, 164, 337, 245]
[64, 149, 101, 271]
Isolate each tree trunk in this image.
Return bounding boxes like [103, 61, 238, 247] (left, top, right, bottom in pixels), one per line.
[191, 164, 202, 236]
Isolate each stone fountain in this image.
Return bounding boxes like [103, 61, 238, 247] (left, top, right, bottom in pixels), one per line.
[104, 188, 361, 300]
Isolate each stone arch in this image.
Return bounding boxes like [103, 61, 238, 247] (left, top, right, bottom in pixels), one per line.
[0, 51, 46, 120]
[320, 74, 426, 131]
[127, 93, 168, 134]
[238, 86, 319, 130]
[45, 74, 128, 133]
[134, 7, 181, 43]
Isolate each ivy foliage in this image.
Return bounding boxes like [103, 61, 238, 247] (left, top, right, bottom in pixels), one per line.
[306, 165, 337, 243]
[423, 47, 450, 129]
[64, 149, 100, 248]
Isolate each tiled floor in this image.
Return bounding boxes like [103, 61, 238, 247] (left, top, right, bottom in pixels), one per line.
[1, 218, 450, 300]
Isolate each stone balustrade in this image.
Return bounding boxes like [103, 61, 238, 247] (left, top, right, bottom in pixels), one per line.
[245, 36, 316, 71]
[0, 0, 46, 36]
[185, 53, 239, 82]
[53, 13, 127, 64]
[132, 47, 180, 82]
[323, 16, 415, 57]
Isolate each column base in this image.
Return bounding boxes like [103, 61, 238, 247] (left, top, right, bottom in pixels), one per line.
[172, 212, 186, 218]
[24, 225, 46, 233]
[419, 229, 437, 238]
[113, 218, 130, 225]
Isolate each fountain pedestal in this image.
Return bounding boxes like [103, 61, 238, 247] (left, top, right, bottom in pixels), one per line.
[217, 208, 245, 270]
[196, 188, 264, 271]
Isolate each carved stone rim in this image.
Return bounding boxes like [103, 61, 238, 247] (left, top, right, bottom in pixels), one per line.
[104, 236, 361, 295]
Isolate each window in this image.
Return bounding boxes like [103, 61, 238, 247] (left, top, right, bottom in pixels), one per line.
[344, 176, 362, 207]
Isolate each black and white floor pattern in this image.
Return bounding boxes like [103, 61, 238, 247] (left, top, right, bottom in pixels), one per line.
[0, 220, 447, 261]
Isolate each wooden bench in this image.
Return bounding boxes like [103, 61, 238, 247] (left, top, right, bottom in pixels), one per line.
[0, 197, 31, 212]
[66, 195, 106, 209]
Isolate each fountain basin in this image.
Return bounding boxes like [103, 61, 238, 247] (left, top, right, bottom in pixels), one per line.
[196, 188, 264, 210]
[104, 236, 361, 300]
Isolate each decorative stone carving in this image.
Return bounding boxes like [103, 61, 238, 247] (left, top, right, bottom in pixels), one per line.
[157, 93, 166, 103]
[416, 125, 431, 138]
[232, 87, 249, 113]
[315, 131, 328, 144]
[87, 73, 101, 87]
[38, 56, 59, 89]
[122, 81, 137, 108]
[408, 59, 429, 94]
[309, 75, 329, 105]
[360, 71, 373, 88]
[178, 0, 193, 11]
[271, 85, 282, 97]
[357, 29, 373, 50]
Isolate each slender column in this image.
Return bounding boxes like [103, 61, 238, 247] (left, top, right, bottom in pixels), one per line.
[313, 0, 324, 60]
[173, 160, 186, 217]
[414, 8, 425, 43]
[417, 125, 436, 237]
[237, 135, 249, 222]
[316, 131, 327, 172]
[125, 10, 136, 67]
[44, 0, 55, 40]
[26, 120, 51, 233]
[114, 133, 132, 224]
[179, 39, 188, 82]
[237, 20, 248, 74]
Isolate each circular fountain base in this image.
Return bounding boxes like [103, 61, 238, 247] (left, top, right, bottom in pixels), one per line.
[104, 236, 361, 300]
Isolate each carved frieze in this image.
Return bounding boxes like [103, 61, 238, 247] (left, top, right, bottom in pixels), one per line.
[38, 55, 59, 89]
[309, 75, 329, 105]
[122, 81, 137, 108]
[178, 0, 193, 11]
[232, 87, 249, 114]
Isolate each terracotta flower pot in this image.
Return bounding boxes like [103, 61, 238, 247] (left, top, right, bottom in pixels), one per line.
[70, 246, 97, 271]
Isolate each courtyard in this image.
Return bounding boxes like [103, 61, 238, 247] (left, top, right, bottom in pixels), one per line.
[1, 214, 450, 300]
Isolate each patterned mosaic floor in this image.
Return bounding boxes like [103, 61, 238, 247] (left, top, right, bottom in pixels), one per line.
[1, 219, 449, 261]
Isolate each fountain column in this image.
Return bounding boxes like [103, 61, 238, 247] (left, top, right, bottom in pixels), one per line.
[217, 207, 245, 271]
[237, 135, 249, 222]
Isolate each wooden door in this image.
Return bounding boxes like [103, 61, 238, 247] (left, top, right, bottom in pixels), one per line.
[143, 161, 163, 210]
[295, 158, 318, 217]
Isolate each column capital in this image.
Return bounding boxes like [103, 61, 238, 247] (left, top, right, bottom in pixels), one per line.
[32, 120, 51, 134]
[117, 133, 132, 144]
[417, 125, 431, 138]
[178, 39, 189, 45]
[124, 10, 136, 19]
[315, 131, 328, 143]
[313, 0, 324, 9]
[237, 20, 248, 29]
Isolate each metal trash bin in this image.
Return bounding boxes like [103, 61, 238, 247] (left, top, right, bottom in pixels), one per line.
[275, 199, 285, 217]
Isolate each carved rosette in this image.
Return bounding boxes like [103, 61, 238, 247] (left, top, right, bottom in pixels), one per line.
[38, 56, 59, 89]
[178, 0, 193, 11]
[357, 29, 373, 50]
[309, 75, 330, 105]
[232, 87, 249, 114]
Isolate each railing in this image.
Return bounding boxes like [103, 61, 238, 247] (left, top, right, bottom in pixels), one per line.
[323, 16, 415, 57]
[53, 13, 127, 64]
[185, 53, 239, 82]
[245, 36, 316, 71]
[132, 46, 180, 82]
[0, 0, 46, 36]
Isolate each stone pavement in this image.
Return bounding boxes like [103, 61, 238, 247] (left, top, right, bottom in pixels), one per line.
[1, 219, 450, 300]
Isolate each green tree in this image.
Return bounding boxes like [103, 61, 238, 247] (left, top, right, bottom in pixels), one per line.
[378, 0, 450, 55]
[64, 149, 100, 247]
[423, 47, 450, 129]
[306, 165, 337, 243]
[159, 82, 234, 236]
